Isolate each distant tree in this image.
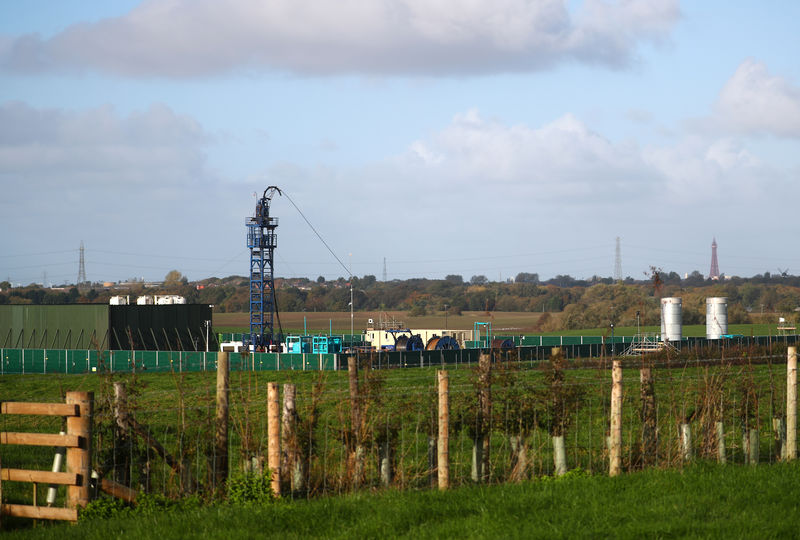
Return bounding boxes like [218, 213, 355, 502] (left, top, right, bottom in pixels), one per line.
[470, 275, 488, 285]
[0, 281, 10, 290]
[317, 276, 325, 284]
[164, 270, 187, 288]
[67, 287, 80, 302]
[87, 289, 99, 301]
[684, 271, 705, 286]
[515, 272, 539, 284]
[445, 275, 464, 285]
[361, 275, 377, 287]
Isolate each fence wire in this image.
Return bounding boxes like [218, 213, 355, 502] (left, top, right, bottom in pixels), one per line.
[0, 345, 795, 506]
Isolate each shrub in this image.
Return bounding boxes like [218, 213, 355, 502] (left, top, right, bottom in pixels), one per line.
[227, 470, 274, 505]
[80, 497, 131, 521]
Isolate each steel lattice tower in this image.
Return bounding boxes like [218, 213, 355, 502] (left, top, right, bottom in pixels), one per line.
[614, 237, 622, 281]
[247, 187, 281, 350]
[77, 241, 86, 286]
[709, 238, 720, 280]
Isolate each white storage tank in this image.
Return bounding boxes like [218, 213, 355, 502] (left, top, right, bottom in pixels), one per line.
[706, 297, 728, 339]
[154, 295, 186, 305]
[660, 297, 682, 342]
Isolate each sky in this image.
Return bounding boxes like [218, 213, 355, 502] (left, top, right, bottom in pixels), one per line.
[1, 1, 799, 287]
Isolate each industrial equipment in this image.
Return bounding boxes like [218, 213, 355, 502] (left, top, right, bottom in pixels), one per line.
[382, 329, 424, 351]
[425, 336, 460, 350]
[246, 187, 283, 351]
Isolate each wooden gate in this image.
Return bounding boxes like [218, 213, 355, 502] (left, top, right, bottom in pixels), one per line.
[0, 391, 93, 523]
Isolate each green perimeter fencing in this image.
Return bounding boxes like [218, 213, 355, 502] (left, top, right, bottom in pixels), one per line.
[2, 334, 798, 375]
[0, 349, 338, 375]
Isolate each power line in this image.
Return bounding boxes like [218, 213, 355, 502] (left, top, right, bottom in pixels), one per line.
[282, 190, 351, 278]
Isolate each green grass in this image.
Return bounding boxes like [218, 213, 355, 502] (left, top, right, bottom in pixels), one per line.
[5, 463, 800, 538]
[213, 310, 783, 339]
[1, 347, 793, 534]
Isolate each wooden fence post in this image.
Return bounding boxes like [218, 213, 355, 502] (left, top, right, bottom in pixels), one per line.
[113, 382, 130, 486]
[477, 352, 492, 482]
[65, 391, 93, 509]
[214, 352, 229, 490]
[788, 346, 797, 460]
[267, 382, 281, 496]
[640, 363, 657, 467]
[437, 370, 449, 490]
[609, 360, 622, 476]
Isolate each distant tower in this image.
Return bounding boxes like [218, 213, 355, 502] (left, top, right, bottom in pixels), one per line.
[382, 257, 387, 282]
[709, 238, 720, 280]
[614, 237, 622, 281]
[77, 241, 86, 286]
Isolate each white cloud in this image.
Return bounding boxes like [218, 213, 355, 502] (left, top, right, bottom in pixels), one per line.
[642, 136, 769, 201]
[713, 59, 800, 138]
[0, 101, 230, 260]
[0, 101, 209, 189]
[401, 109, 655, 200]
[0, 0, 680, 77]
[398, 109, 780, 209]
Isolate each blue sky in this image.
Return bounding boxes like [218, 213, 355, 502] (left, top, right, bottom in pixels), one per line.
[1, 1, 799, 286]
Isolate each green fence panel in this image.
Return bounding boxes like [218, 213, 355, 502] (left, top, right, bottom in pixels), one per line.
[43, 349, 65, 374]
[2, 349, 19, 373]
[230, 352, 246, 371]
[25, 349, 44, 374]
[255, 353, 277, 371]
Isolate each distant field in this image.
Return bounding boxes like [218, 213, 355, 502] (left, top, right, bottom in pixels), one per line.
[214, 311, 782, 337]
[549, 323, 780, 338]
[213, 310, 550, 335]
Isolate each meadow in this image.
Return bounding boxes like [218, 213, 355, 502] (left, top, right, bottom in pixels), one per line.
[213, 310, 781, 337]
[4, 463, 800, 538]
[1, 329, 796, 537]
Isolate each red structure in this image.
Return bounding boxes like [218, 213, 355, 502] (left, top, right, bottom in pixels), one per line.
[709, 238, 720, 280]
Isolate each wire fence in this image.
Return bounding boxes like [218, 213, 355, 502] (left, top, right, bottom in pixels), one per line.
[0, 345, 796, 506]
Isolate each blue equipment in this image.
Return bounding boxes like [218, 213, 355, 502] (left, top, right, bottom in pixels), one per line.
[246, 187, 282, 351]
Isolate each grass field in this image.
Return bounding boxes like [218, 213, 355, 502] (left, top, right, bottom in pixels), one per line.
[213, 310, 552, 334]
[214, 310, 781, 338]
[5, 462, 800, 538]
[0, 349, 792, 511]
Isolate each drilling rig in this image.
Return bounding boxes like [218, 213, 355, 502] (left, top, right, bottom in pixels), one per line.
[246, 186, 282, 351]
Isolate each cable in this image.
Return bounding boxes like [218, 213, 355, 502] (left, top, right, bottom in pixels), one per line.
[282, 190, 351, 278]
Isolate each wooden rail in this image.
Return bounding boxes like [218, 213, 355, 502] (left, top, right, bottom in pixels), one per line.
[0, 391, 93, 525]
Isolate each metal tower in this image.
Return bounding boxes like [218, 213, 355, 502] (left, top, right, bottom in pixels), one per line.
[382, 257, 387, 282]
[614, 237, 622, 281]
[77, 241, 86, 286]
[247, 187, 282, 350]
[709, 238, 720, 280]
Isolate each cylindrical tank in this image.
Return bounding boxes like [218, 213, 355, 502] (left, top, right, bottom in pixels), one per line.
[706, 297, 728, 339]
[660, 297, 682, 342]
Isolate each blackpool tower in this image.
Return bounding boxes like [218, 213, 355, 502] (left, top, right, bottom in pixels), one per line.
[709, 238, 720, 280]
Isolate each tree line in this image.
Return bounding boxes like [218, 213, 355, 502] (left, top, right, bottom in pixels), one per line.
[2, 270, 799, 331]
